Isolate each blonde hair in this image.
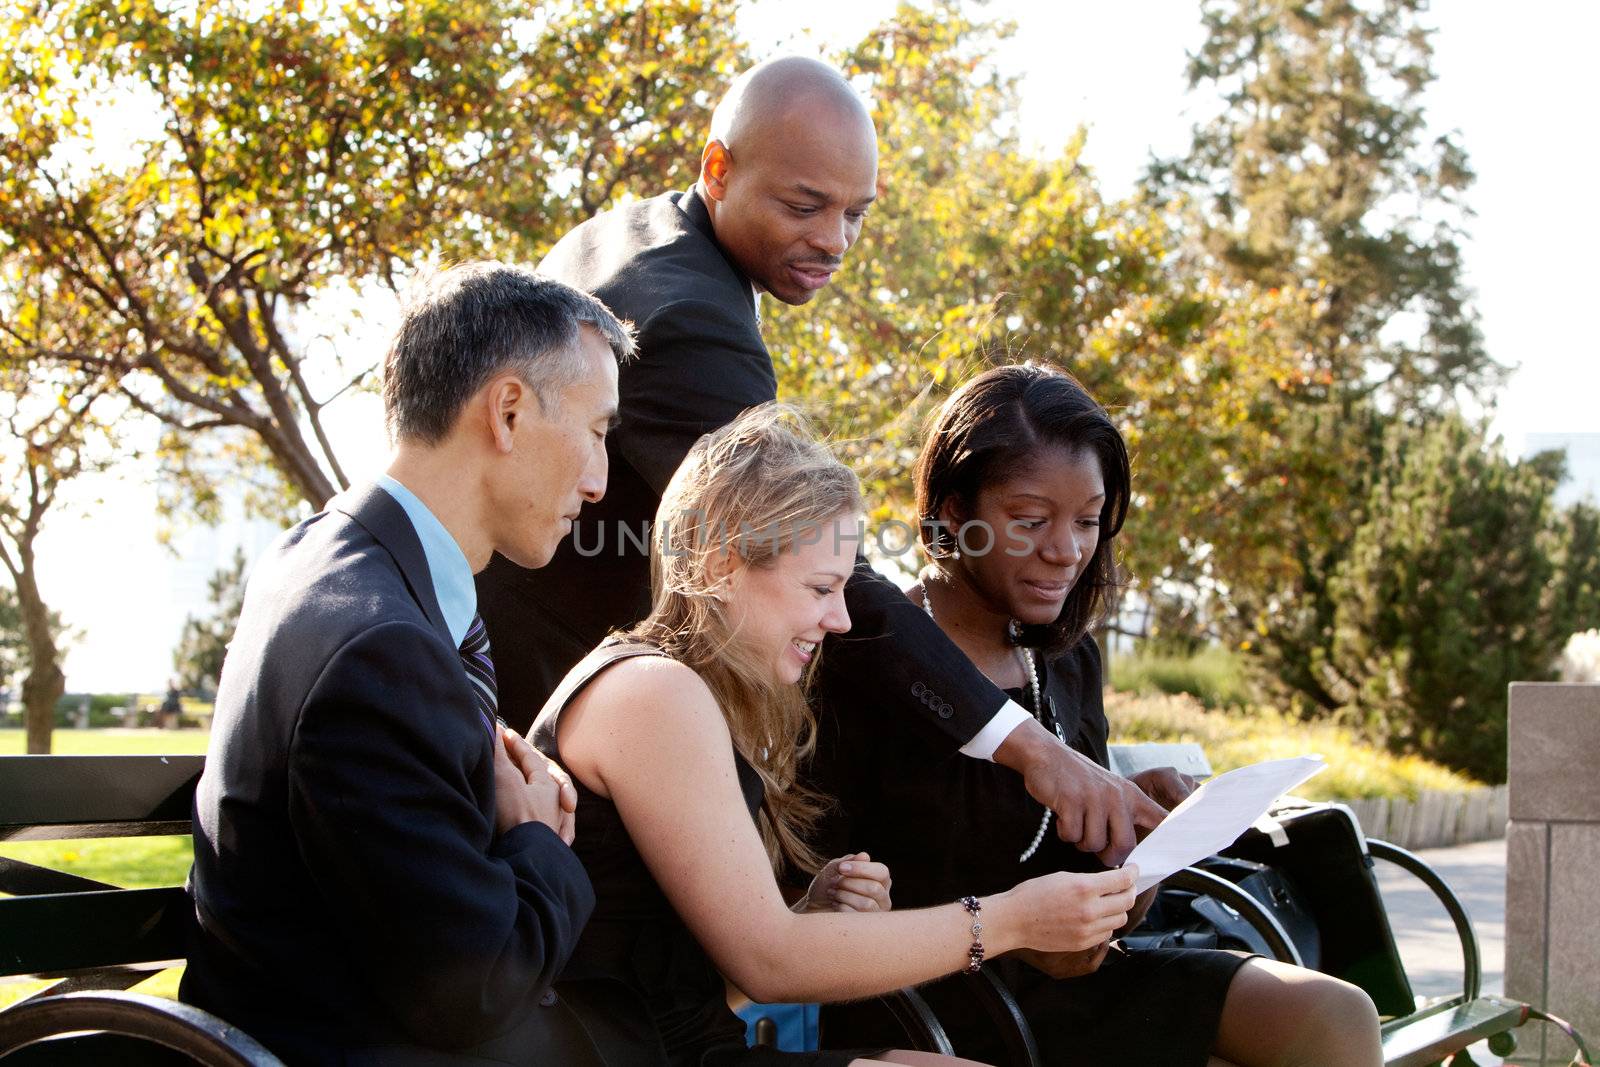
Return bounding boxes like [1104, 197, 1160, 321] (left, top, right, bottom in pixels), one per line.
[631, 404, 861, 876]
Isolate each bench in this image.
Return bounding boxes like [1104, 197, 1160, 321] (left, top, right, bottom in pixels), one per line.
[0, 754, 958, 1066]
[1181, 814, 1527, 1067]
[0, 754, 282, 1065]
[2, 749, 1534, 1066]
[1129, 744, 1528, 1066]
[808, 744, 1532, 1065]
[748, 742, 1536, 1067]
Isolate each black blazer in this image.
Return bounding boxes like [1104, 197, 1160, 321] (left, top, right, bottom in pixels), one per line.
[476, 189, 1008, 752]
[809, 637, 1113, 909]
[183, 483, 613, 1066]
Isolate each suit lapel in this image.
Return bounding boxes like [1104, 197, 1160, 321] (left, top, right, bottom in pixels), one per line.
[673, 188, 760, 323]
[331, 483, 452, 645]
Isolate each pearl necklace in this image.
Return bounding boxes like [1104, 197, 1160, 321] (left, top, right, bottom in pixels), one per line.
[920, 582, 1064, 863]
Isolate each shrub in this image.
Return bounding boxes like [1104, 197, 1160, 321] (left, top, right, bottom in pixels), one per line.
[1246, 417, 1600, 783]
[53, 692, 136, 728]
[1110, 644, 1253, 709]
[1106, 690, 1479, 801]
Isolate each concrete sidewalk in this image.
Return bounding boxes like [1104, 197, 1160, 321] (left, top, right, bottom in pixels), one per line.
[1373, 837, 1509, 1064]
[1374, 836, 1506, 998]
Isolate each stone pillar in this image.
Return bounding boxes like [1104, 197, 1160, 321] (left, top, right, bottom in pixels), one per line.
[1505, 683, 1600, 1065]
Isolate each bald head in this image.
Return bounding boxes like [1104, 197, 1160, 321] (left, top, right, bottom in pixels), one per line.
[697, 56, 879, 307]
[709, 55, 876, 156]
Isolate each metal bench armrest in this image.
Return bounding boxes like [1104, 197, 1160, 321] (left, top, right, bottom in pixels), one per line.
[962, 966, 1041, 1067]
[0, 990, 284, 1067]
[1168, 866, 1306, 967]
[1366, 838, 1482, 1000]
[1379, 994, 1527, 1067]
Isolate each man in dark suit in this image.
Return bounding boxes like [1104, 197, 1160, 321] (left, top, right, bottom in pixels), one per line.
[184, 264, 662, 1065]
[477, 57, 1165, 864]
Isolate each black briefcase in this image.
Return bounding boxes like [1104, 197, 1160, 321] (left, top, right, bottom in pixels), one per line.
[1124, 854, 1322, 968]
[1220, 798, 1415, 1017]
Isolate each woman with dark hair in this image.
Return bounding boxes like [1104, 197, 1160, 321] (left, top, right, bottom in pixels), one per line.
[808, 364, 1382, 1066]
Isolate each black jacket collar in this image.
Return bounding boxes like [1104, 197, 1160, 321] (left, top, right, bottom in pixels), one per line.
[674, 188, 758, 312]
[331, 482, 451, 644]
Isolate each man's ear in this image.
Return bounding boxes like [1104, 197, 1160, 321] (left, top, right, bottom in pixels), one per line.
[484, 374, 532, 455]
[700, 140, 732, 201]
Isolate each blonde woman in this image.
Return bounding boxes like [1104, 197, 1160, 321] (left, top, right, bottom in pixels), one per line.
[530, 405, 1139, 1067]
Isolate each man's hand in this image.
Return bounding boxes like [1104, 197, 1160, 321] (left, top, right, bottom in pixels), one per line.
[492, 728, 578, 844]
[1128, 766, 1198, 811]
[1005, 942, 1111, 980]
[993, 718, 1166, 866]
[793, 852, 893, 913]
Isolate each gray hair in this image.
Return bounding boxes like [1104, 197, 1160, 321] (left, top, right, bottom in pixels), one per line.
[383, 261, 636, 444]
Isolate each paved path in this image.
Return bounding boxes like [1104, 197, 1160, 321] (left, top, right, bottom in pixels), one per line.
[1373, 837, 1508, 1063]
[1374, 837, 1505, 997]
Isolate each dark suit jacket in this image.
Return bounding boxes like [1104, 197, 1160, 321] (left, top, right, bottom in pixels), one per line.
[182, 483, 609, 1066]
[476, 189, 1009, 752]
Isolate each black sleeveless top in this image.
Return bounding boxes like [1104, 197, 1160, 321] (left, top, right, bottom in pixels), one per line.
[533, 639, 867, 1067]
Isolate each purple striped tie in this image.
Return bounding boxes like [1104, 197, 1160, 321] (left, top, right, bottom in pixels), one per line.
[459, 614, 499, 738]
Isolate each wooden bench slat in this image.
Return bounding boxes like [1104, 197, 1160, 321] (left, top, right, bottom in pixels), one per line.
[0, 756, 202, 841]
[0, 856, 119, 896]
[0, 888, 189, 978]
[1379, 995, 1527, 1067]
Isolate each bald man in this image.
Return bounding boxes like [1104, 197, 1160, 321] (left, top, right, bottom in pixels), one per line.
[479, 56, 1166, 867]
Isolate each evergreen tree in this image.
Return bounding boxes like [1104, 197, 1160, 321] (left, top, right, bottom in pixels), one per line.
[1304, 416, 1582, 781]
[1149, 0, 1513, 699]
[173, 548, 249, 699]
[1151, 0, 1499, 408]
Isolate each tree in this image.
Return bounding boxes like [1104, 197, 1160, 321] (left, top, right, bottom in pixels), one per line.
[0, 586, 67, 708]
[1276, 415, 1590, 781]
[1548, 501, 1600, 648]
[0, 356, 112, 753]
[1149, 0, 1499, 409]
[0, 585, 24, 702]
[173, 547, 248, 698]
[0, 0, 746, 519]
[766, 2, 1328, 624]
[1142, 0, 1514, 673]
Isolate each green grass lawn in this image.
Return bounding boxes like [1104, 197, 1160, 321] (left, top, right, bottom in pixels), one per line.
[0, 726, 211, 756]
[0, 727, 205, 886]
[0, 728, 207, 1007]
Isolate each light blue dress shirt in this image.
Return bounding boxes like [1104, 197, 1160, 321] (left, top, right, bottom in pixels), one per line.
[376, 475, 476, 649]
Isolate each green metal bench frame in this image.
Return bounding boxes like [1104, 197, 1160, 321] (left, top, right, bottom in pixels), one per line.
[3, 752, 960, 1064]
[0, 754, 283, 1066]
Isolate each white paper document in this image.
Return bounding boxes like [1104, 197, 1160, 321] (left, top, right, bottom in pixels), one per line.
[1124, 755, 1327, 893]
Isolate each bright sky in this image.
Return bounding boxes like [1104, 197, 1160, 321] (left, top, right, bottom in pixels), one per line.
[24, 0, 1600, 695]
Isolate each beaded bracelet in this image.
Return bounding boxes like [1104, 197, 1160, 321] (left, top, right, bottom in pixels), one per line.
[959, 895, 984, 973]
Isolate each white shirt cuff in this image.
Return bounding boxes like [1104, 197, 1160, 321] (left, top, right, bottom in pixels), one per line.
[958, 699, 1032, 761]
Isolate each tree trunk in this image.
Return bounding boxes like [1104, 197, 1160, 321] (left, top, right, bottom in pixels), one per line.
[21, 659, 63, 754]
[14, 564, 63, 754]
